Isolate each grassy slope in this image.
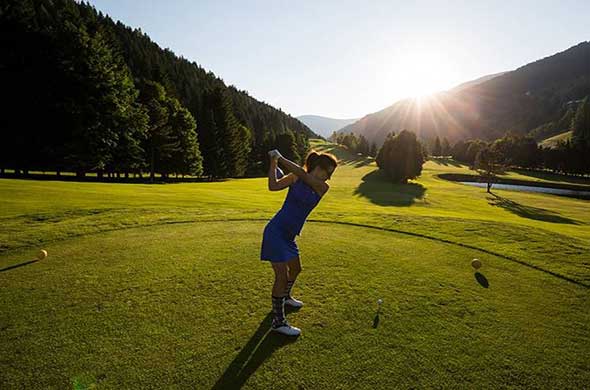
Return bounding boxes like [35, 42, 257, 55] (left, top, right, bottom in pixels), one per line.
[539, 130, 573, 148]
[1, 139, 589, 388]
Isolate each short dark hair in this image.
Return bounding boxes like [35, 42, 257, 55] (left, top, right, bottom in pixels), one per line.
[304, 150, 338, 173]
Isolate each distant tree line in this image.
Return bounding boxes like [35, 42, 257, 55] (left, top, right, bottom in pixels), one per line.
[0, 0, 313, 179]
[329, 97, 589, 180]
[425, 136, 452, 157]
[329, 132, 378, 157]
[451, 97, 590, 175]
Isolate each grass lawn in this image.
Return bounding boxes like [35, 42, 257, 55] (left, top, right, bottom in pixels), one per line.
[1, 139, 589, 388]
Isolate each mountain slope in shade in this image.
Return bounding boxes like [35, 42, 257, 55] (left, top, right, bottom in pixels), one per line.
[297, 115, 359, 138]
[338, 42, 590, 145]
[450, 71, 508, 92]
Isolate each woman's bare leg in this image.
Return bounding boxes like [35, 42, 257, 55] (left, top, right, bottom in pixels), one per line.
[286, 256, 301, 284]
[271, 262, 289, 297]
[285, 257, 303, 306]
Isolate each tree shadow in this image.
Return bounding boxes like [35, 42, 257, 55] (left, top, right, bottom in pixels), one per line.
[354, 169, 426, 206]
[212, 313, 298, 389]
[312, 144, 353, 161]
[487, 193, 579, 225]
[313, 144, 374, 167]
[475, 272, 489, 288]
[429, 157, 463, 168]
[339, 156, 374, 168]
[0, 259, 38, 273]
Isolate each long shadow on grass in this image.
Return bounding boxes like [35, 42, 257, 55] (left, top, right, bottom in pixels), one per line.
[212, 313, 297, 389]
[340, 157, 374, 168]
[354, 169, 426, 206]
[475, 272, 489, 288]
[487, 193, 579, 225]
[0, 259, 38, 272]
[430, 157, 463, 168]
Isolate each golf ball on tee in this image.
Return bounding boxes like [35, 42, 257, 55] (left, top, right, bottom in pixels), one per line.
[377, 299, 383, 305]
[37, 249, 48, 260]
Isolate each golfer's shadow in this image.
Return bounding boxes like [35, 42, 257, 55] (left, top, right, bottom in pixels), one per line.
[212, 313, 298, 389]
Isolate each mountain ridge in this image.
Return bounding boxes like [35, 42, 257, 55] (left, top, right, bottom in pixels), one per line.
[297, 115, 359, 138]
[338, 41, 590, 145]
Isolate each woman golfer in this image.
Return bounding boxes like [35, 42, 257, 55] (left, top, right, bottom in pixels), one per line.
[261, 149, 337, 336]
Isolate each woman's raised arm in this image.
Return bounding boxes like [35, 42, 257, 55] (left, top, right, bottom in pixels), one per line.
[268, 156, 296, 191]
[276, 153, 329, 196]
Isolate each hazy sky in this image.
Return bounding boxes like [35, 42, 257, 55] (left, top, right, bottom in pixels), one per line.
[89, 0, 589, 118]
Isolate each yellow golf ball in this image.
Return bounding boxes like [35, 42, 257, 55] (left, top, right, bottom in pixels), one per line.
[471, 258, 482, 270]
[37, 249, 48, 260]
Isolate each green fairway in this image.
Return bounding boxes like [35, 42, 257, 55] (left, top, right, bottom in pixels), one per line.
[1, 140, 589, 388]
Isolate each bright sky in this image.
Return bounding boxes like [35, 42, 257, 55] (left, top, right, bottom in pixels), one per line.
[89, 0, 589, 118]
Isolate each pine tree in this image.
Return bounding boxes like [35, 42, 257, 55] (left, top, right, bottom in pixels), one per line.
[296, 131, 310, 164]
[166, 98, 203, 176]
[370, 142, 378, 157]
[110, 103, 149, 177]
[218, 90, 240, 177]
[60, 24, 145, 177]
[198, 104, 226, 178]
[358, 135, 370, 155]
[441, 137, 451, 156]
[234, 125, 253, 176]
[204, 87, 247, 177]
[376, 130, 424, 183]
[342, 133, 359, 153]
[572, 97, 590, 148]
[106, 51, 150, 177]
[276, 129, 300, 164]
[137, 81, 179, 181]
[432, 137, 442, 157]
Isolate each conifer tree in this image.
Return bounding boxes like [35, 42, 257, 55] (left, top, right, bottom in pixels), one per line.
[370, 142, 378, 157]
[166, 98, 203, 177]
[376, 130, 424, 183]
[441, 137, 451, 156]
[276, 129, 301, 164]
[572, 97, 590, 148]
[137, 81, 179, 181]
[432, 137, 442, 157]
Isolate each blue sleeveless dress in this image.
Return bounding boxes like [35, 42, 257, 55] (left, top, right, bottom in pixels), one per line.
[260, 167, 323, 262]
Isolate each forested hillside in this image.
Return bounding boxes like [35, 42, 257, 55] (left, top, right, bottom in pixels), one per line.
[0, 0, 316, 179]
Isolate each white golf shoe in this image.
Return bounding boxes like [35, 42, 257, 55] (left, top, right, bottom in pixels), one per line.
[271, 322, 301, 337]
[285, 296, 304, 308]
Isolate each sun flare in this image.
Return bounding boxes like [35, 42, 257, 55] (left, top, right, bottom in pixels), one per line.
[392, 48, 457, 99]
